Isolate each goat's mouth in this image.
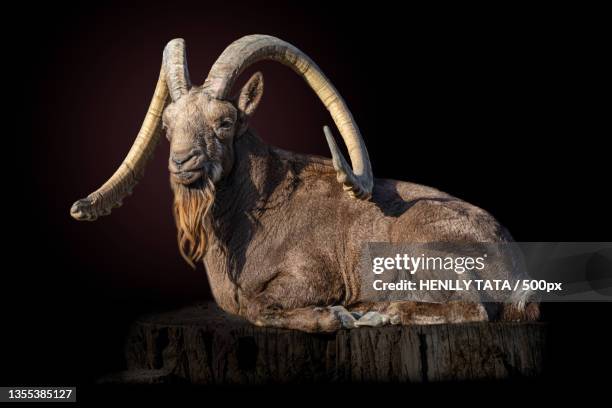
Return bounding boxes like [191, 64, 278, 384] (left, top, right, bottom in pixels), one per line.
[171, 168, 205, 185]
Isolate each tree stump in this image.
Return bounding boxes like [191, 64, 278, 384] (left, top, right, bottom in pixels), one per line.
[105, 302, 546, 384]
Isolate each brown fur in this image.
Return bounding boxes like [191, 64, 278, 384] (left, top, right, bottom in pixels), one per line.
[171, 178, 216, 268]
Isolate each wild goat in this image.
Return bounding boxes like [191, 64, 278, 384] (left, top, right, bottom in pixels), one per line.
[71, 35, 538, 332]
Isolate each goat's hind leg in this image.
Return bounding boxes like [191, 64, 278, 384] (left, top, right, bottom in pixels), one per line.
[384, 301, 489, 324]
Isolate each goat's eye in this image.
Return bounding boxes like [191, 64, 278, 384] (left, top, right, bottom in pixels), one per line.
[218, 119, 233, 130]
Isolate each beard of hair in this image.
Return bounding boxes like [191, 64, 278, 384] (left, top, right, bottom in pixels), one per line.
[171, 176, 216, 268]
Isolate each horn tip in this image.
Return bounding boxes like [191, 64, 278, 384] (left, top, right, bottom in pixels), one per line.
[70, 197, 99, 222]
[163, 38, 187, 58]
[166, 38, 186, 46]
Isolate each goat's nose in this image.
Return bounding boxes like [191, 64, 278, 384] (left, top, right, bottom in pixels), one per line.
[171, 149, 197, 165]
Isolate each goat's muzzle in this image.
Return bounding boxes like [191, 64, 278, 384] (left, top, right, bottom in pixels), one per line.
[169, 149, 205, 185]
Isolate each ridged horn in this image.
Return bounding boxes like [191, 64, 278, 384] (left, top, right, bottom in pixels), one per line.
[70, 38, 191, 221]
[163, 38, 191, 101]
[202, 34, 373, 199]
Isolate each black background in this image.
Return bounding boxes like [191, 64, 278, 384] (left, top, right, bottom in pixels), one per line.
[7, 0, 611, 402]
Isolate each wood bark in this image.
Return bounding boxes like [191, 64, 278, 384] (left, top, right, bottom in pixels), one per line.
[103, 302, 546, 384]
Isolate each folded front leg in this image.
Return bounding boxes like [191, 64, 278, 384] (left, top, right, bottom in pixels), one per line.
[244, 298, 343, 332]
[240, 265, 348, 332]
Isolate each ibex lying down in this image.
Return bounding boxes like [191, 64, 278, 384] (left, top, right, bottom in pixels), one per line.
[71, 35, 538, 332]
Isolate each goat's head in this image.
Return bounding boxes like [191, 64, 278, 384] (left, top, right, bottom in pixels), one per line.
[70, 35, 374, 261]
[161, 39, 263, 188]
[162, 73, 263, 187]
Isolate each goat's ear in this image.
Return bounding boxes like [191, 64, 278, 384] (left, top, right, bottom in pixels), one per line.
[237, 72, 264, 117]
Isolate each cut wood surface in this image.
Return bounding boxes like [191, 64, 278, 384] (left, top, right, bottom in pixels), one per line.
[102, 302, 546, 384]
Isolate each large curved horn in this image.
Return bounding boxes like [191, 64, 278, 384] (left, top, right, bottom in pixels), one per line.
[202, 35, 373, 199]
[70, 39, 190, 221]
